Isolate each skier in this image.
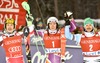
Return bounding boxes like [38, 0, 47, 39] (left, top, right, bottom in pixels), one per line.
[43, 17, 67, 63]
[65, 17, 100, 63]
[0, 18, 34, 63]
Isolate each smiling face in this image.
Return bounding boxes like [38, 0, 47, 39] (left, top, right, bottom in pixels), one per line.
[6, 23, 15, 33]
[49, 21, 57, 30]
[4, 18, 15, 33]
[84, 24, 93, 32]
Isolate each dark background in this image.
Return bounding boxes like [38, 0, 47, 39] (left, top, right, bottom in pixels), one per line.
[28, 0, 100, 20]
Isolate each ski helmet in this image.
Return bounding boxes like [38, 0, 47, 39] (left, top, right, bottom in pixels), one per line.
[64, 11, 73, 19]
[5, 18, 15, 29]
[47, 17, 59, 24]
[84, 17, 94, 27]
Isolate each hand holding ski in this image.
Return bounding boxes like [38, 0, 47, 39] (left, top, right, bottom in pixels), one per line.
[22, 1, 34, 63]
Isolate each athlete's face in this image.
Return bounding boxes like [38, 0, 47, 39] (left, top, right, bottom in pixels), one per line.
[6, 24, 15, 33]
[49, 21, 57, 30]
[84, 24, 93, 32]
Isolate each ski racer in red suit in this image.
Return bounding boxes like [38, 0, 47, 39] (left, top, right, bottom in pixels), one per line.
[43, 17, 62, 63]
[65, 17, 100, 63]
[44, 17, 72, 63]
[0, 18, 34, 63]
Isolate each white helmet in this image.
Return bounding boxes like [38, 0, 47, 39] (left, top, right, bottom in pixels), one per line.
[47, 17, 59, 24]
[64, 11, 73, 17]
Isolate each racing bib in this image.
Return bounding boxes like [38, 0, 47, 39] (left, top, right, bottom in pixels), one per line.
[3, 36, 23, 57]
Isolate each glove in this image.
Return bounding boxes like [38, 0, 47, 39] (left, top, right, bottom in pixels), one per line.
[64, 18, 70, 25]
[26, 14, 34, 27]
[64, 11, 73, 25]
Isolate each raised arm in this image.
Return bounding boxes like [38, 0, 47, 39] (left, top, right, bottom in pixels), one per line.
[65, 25, 74, 40]
[22, 1, 35, 33]
[64, 11, 82, 44]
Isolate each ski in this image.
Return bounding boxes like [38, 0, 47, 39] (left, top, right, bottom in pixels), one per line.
[23, 27, 32, 63]
[22, 1, 34, 63]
